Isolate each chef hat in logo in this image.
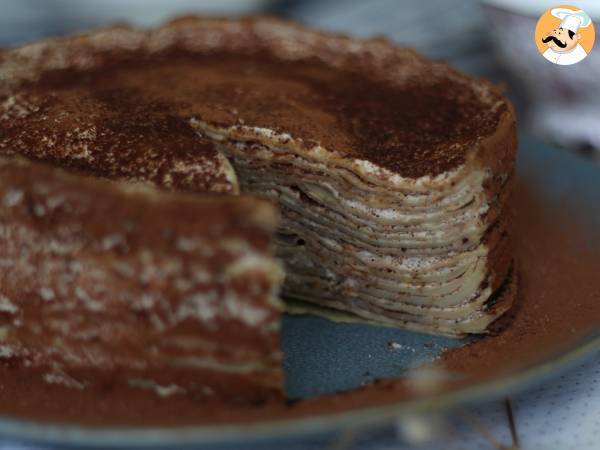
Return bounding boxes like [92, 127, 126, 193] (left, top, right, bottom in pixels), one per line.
[551, 8, 592, 33]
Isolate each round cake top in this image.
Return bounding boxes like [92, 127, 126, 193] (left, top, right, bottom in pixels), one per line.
[0, 16, 512, 180]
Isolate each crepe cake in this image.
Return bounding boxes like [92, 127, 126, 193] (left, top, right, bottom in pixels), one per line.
[0, 17, 516, 399]
[0, 157, 283, 400]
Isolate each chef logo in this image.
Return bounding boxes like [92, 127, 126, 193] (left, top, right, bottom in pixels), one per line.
[535, 5, 595, 65]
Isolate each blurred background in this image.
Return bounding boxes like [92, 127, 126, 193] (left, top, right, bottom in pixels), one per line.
[0, 1, 599, 449]
[1, 0, 600, 157]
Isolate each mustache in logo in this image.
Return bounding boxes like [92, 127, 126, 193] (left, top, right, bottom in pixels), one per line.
[542, 35, 567, 48]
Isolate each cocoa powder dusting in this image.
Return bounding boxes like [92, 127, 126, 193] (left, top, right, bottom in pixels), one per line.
[2, 50, 506, 180]
[440, 180, 600, 376]
[0, 180, 597, 427]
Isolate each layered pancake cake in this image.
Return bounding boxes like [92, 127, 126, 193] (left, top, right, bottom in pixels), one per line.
[0, 17, 517, 399]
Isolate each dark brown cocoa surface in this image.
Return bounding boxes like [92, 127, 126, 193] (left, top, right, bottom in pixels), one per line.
[1, 18, 509, 179]
[0, 180, 596, 427]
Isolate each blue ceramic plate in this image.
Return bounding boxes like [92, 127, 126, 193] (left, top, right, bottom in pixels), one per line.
[0, 135, 598, 449]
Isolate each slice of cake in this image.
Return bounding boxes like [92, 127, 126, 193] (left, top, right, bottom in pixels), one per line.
[0, 17, 517, 398]
[0, 156, 284, 400]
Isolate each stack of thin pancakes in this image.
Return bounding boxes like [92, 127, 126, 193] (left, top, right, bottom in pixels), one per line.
[202, 124, 515, 336]
[0, 17, 516, 400]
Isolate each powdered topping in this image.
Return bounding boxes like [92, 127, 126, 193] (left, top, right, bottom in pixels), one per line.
[0, 85, 236, 195]
[0, 16, 509, 180]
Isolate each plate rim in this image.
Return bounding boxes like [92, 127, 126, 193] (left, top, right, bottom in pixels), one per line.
[0, 332, 597, 448]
